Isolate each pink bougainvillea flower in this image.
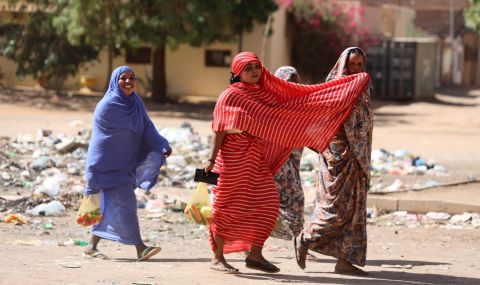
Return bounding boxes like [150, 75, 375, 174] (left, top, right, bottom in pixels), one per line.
[347, 5, 356, 18]
[359, 5, 366, 17]
[347, 20, 357, 31]
[310, 18, 321, 28]
[278, 0, 293, 8]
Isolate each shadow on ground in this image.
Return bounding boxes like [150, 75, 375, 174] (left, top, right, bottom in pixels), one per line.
[236, 270, 479, 285]
[113, 257, 244, 263]
[302, 257, 450, 267]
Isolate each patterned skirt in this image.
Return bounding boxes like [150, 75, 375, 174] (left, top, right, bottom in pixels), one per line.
[270, 148, 304, 240]
[302, 129, 368, 266]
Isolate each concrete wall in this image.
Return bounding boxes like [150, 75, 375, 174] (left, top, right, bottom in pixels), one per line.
[365, 4, 429, 38]
[414, 39, 439, 99]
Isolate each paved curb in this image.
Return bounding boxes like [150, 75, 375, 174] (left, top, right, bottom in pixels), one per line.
[367, 196, 480, 214]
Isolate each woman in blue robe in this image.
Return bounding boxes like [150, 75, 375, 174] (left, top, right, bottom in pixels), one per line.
[83, 66, 171, 261]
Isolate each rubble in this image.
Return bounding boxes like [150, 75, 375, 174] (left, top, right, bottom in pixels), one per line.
[0, 121, 476, 232]
[0, 122, 209, 215]
[369, 148, 453, 193]
[367, 209, 480, 229]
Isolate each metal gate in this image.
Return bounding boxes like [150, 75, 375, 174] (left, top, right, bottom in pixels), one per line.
[366, 40, 416, 101]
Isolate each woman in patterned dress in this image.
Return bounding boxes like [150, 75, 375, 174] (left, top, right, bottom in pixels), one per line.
[294, 47, 373, 276]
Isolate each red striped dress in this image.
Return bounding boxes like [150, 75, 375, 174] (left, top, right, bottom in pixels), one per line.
[209, 52, 370, 253]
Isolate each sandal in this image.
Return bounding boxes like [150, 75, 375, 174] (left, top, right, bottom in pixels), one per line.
[335, 264, 369, 276]
[137, 246, 161, 262]
[293, 235, 308, 270]
[209, 263, 240, 274]
[83, 250, 109, 260]
[245, 259, 280, 273]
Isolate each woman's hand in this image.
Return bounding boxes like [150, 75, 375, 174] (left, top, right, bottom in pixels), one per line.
[204, 160, 214, 173]
[163, 147, 172, 157]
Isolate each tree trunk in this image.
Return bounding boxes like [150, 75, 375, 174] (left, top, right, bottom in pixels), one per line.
[151, 46, 167, 103]
[105, 0, 113, 90]
[106, 45, 113, 89]
[238, 32, 243, 53]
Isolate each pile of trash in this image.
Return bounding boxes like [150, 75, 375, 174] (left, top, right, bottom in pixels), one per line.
[298, 147, 453, 193]
[369, 148, 454, 193]
[371, 148, 447, 177]
[0, 130, 89, 216]
[0, 121, 211, 217]
[156, 122, 211, 189]
[0, 121, 459, 218]
[367, 209, 480, 229]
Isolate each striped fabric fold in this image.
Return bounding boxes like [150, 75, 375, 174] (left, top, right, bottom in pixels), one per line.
[213, 70, 370, 172]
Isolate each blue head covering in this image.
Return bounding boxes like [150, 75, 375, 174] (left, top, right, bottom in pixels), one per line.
[85, 66, 171, 193]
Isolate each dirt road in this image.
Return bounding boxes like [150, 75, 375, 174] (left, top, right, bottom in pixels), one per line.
[1, 209, 479, 285]
[0, 87, 479, 284]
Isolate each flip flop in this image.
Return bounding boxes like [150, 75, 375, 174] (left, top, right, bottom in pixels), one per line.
[245, 259, 280, 273]
[83, 250, 109, 260]
[293, 236, 307, 270]
[209, 264, 240, 274]
[137, 246, 161, 262]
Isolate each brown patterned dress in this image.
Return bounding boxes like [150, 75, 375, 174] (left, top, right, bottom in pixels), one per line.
[271, 148, 304, 240]
[302, 88, 373, 266]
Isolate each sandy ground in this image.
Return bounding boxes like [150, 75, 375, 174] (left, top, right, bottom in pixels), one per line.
[0, 87, 479, 284]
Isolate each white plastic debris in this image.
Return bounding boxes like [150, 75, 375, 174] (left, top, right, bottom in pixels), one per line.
[425, 212, 451, 221]
[26, 201, 66, 216]
[33, 169, 68, 197]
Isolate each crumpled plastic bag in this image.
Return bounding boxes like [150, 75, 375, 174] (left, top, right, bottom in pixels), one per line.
[76, 193, 103, 227]
[184, 182, 212, 225]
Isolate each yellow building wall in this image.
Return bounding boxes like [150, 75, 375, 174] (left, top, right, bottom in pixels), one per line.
[166, 6, 290, 99]
[0, 7, 290, 99]
[165, 42, 234, 99]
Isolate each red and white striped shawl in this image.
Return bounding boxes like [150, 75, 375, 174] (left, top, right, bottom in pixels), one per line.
[213, 52, 370, 173]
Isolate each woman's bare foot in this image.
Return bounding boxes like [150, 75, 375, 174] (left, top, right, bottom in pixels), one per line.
[335, 260, 369, 276]
[210, 257, 239, 274]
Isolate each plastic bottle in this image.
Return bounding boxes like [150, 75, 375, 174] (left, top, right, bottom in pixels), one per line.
[74, 240, 89, 246]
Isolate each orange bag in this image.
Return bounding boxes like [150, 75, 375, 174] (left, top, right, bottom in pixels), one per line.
[76, 193, 103, 227]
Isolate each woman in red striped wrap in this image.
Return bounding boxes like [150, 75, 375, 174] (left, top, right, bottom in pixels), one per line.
[203, 51, 370, 274]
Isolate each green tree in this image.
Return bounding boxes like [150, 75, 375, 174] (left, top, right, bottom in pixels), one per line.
[123, 0, 277, 102]
[465, 0, 480, 33]
[55, 0, 277, 103]
[53, 0, 131, 88]
[0, 1, 99, 90]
